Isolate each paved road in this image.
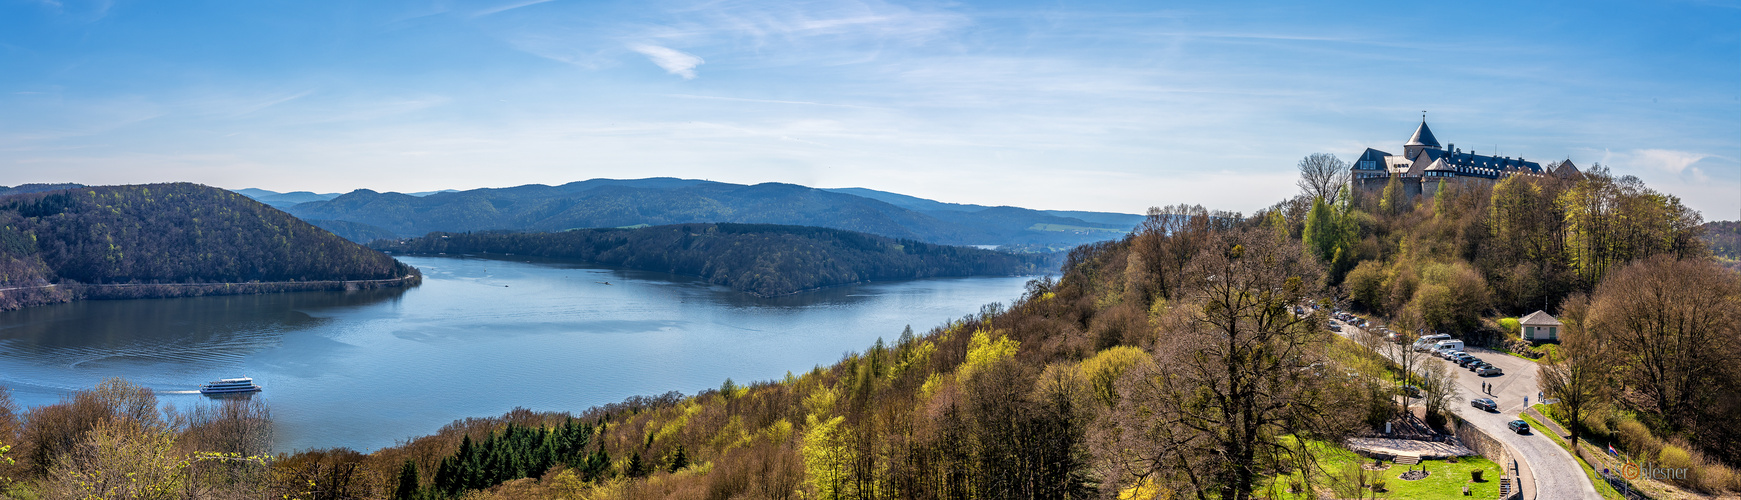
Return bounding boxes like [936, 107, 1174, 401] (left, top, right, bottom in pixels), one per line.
[1334, 318, 1600, 499]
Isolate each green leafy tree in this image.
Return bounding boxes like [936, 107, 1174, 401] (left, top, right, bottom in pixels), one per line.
[1379, 174, 1406, 215]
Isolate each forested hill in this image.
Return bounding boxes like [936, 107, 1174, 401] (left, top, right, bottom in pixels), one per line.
[372, 223, 1055, 296]
[0, 183, 418, 310]
[1703, 220, 1741, 271]
[281, 178, 1136, 248]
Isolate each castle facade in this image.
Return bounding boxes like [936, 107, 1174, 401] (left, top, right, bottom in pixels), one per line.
[1351, 120, 1579, 198]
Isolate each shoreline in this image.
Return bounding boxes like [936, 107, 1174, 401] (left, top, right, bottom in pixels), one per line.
[0, 273, 422, 312]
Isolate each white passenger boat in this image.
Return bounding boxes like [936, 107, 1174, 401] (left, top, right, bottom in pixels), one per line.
[199, 377, 262, 395]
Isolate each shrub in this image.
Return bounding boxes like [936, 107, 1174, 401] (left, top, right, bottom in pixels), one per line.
[1616, 420, 1661, 457]
[1658, 444, 1696, 488]
[1696, 461, 1735, 493]
[1497, 317, 1520, 332]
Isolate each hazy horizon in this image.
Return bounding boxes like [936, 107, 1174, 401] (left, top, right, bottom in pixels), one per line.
[4, 0, 1737, 219]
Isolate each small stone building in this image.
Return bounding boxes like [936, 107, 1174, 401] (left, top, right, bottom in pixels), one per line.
[1519, 310, 1562, 342]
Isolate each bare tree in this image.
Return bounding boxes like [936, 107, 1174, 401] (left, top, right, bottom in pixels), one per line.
[1104, 229, 1348, 500]
[1297, 153, 1350, 205]
[1379, 314, 1428, 419]
[1538, 293, 1608, 451]
[1418, 361, 1458, 428]
[1586, 256, 1740, 431]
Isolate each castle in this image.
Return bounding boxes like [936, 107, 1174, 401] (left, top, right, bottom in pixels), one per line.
[1351, 119, 1579, 197]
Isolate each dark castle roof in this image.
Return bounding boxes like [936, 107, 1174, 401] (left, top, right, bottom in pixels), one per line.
[1406, 120, 1441, 148]
[1421, 149, 1544, 179]
[1353, 148, 1392, 170]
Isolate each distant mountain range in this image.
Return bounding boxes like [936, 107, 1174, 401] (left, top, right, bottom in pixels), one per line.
[236, 178, 1143, 249]
[232, 187, 457, 208]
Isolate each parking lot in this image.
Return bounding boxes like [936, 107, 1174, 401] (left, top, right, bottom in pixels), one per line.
[1328, 313, 1600, 500]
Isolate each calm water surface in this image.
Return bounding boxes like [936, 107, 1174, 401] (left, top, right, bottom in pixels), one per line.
[0, 256, 1033, 452]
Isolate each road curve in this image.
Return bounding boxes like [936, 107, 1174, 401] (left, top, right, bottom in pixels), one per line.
[1334, 319, 1600, 499]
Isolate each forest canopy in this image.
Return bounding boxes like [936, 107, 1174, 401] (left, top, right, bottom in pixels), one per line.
[371, 223, 1056, 296]
[0, 183, 418, 310]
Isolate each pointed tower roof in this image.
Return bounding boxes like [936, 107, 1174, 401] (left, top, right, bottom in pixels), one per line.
[1406, 120, 1441, 148]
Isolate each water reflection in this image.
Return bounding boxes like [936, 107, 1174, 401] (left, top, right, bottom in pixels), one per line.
[0, 256, 1032, 452]
[0, 288, 407, 394]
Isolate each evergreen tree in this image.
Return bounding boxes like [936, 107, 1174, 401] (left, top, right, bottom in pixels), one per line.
[668, 444, 689, 473]
[395, 460, 420, 500]
[627, 452, 648, 478]
[1302, 196, 1336, 262]
[720, 378, 739, 400]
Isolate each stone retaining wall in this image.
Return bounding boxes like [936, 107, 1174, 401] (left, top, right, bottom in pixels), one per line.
[1451, 414, 1523, 500]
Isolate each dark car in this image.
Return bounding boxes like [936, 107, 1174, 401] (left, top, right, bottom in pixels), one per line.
[1468, 361, 1491, 371]
[1471, 398, 1498, 412]
[1400, 385, 1423, 398]
[1459, 357, 1483, 368]
[1508, 420, 1531, 434]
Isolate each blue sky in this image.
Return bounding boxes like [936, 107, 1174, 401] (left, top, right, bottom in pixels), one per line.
[2, 0, 1737, 218]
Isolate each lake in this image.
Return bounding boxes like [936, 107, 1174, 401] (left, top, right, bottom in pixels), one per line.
[0, 256, 1035, 452]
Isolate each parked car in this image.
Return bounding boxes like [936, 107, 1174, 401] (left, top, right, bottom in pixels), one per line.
[1471, 398, 1498, 412]
[1329, 324, 1342, 332]
[1467, 360, 1491, 371]
[1508, 420, 1531, 434]
[1400, 385, 1422, 398]
[1458, 356, 1482, 367]
[1476, 365, 1504, 376]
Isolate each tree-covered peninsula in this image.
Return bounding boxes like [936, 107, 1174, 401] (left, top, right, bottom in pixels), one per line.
[371, 223, 1055, 296]
[0, 183, 419, 310]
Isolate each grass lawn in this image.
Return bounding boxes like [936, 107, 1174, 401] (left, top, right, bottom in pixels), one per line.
[1259, 440, 1504, 499]
[1521, 410, 1627, 500]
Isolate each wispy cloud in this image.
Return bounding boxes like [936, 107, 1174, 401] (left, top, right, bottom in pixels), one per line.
[224, 89, 316, 118]
[672, 0, 967, 48]
[629, 44, 704, 79]
[33, 0, 115, 21]
[1604, 148, 1714, 181]
[472, 0, 557, 18]
[661, 93, 882, 109]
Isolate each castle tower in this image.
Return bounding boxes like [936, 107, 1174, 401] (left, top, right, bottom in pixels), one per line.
[1404, 119, 1441, 160]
